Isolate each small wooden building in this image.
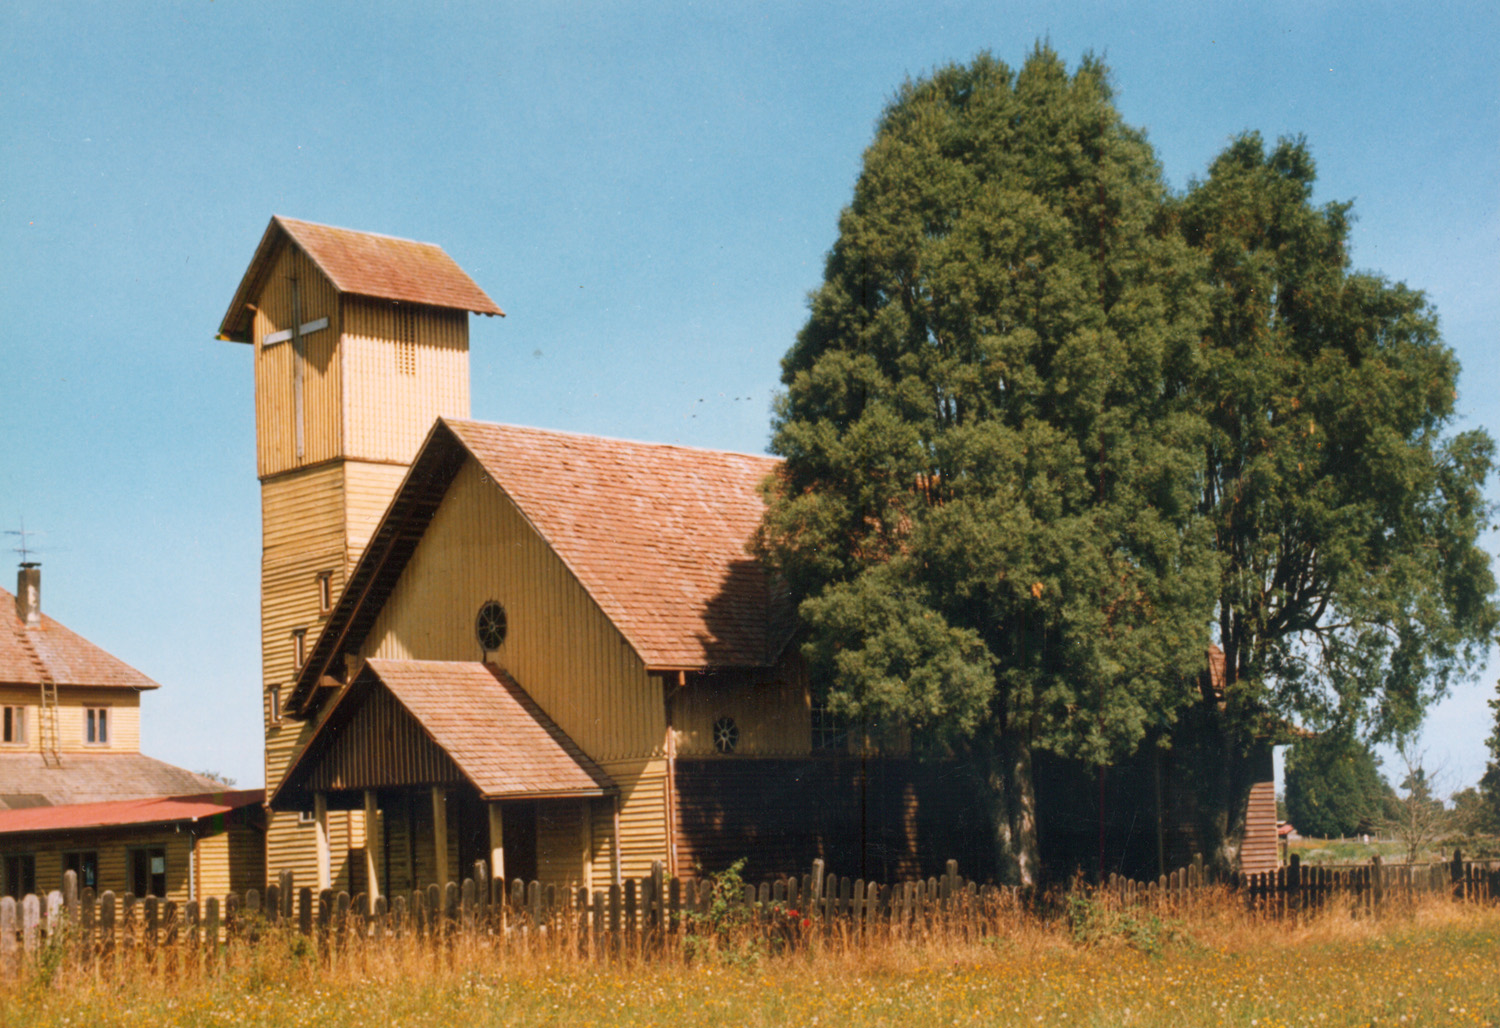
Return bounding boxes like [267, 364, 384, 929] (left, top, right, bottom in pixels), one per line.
[0, 790, 264, 901]
[1, 565, 226, 810]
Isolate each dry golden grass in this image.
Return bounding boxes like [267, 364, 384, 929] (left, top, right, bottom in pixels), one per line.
[3, 892, 1498, 1027]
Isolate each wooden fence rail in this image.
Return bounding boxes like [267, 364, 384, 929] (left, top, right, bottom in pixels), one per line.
[3, 852, 1498, 979]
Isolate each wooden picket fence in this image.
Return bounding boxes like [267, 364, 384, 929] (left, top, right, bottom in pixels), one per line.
[3, 852, 1499, 979]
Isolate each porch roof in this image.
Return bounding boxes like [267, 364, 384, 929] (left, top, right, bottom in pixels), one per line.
[273, 660, 614, 807]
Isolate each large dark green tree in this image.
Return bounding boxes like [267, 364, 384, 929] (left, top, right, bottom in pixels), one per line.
[1284, 731, 1391, 838]
[756, 50, 1218, 886]
[1176, 135, 1498, 870]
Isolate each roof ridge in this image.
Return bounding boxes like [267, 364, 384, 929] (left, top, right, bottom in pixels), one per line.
[273, 214, 443, 250]
[443, 417, 779, 463]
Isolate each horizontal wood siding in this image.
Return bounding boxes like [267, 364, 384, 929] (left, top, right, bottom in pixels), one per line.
[0, 687, 141, 755]
[3, 829, 193, 902]
[343, 461, 411, 565]
[341, 297, 469, 466]
[599, 758, 668, 880]
[254, 245, 341, 479]
[195, 830, 230, 899]
[535, 800, 588, 888]
[1242, 781, 1280, 875]
[360, 458, 666, 764]
[265, 809, 359, 894]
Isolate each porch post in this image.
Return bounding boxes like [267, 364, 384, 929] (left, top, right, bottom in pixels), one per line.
[363, 789, 381, 902]
[487, 802, 505, 882]
[313, 791, 331, 892]
[580, 798, 595, 892]
[430, 786, 449, 887]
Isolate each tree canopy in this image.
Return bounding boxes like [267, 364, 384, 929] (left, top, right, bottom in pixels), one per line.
[758, 50, 1497, 883]
[1174, 134, 1498, 867]
[756, 48, 1218, 885]
[1284, 732, 1391, 838]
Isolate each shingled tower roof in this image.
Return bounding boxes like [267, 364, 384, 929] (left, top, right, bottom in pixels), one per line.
[217, 216, 503, 342]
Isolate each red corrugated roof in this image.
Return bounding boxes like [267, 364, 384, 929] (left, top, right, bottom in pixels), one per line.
[218, 216, 502, 341]
[0, 789, 263, 836]
[0, 586, 160, 691]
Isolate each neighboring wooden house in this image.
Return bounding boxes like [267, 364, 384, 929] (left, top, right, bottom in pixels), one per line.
[0, 564, 251, 897]
[0, 790, 264, 902]
[217, 217, 1276, 896]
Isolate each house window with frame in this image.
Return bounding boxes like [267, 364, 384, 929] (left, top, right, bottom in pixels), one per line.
[2, 706, 25, 745]
[128, 847, 167, 898]
[85, 707, 109, 745]
[268, 685, 282, 726]
[316, 571, 333, 614]
[292, 628, 307, 670]
[63, 851, 98, 891]
[810, 697, 850, 753]
[2, 853, 35, 899]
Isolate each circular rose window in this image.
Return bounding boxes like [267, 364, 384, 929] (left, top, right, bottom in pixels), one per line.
[475, 601, 508, 651]
[713, 716, 739, 754]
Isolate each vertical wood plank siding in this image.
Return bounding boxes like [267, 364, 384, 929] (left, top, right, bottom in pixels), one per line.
[672, 669, 810, 757]
[253, 247, 341, 479]
[359, 460, 667, 766]
[301, 688, 465, 794]
[340, 298, 470, 466]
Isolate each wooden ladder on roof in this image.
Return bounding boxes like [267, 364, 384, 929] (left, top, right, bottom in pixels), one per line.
[14, 621, 62, 767]
[37, 677, 61, 767]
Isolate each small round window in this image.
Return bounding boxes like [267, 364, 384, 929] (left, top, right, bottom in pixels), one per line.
[713, 716, 739, 754]
[475, 601, 508, 651]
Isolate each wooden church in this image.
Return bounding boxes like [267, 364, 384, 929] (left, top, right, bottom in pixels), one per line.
[217, 217, 1275, 898]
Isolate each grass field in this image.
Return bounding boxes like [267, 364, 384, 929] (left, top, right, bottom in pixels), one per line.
[3, 897, 1497, 1027]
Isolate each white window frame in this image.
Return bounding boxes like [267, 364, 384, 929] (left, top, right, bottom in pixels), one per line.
[85, 707, 110, 746]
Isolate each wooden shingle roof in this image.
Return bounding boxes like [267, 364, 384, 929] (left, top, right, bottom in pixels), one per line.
[293, 419, 789, 713]
[218, 216, 502, 342]
[367, 660, 612, 799]
[448, 420, 783, 670]
[275, 661, 612, 805]
[0, 753, 222, 809]
[0, 586, 159, 691]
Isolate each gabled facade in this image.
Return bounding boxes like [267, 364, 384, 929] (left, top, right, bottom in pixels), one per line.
[0, 565, 240, 898]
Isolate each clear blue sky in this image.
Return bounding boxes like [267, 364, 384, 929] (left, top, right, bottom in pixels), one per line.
[2, 2, 1496, 793]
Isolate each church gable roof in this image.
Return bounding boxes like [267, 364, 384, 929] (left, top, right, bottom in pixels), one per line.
[447, 420, 783, 671]
[217, 216, 503, 342]
[293, 419, 788, 714]
[0, 586, 160, 691]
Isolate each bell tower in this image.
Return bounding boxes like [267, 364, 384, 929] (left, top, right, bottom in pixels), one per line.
[218, 216, 502, 888]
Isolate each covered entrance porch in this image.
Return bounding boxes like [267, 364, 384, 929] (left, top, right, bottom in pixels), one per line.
[273, 659, 616, 896]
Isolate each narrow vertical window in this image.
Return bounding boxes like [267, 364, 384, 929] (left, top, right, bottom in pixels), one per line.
[316, 571, 333, 614]
[292, 628, 307, 670]
[2, 707, 24, 744]
[268, 685, 282, 725]
[86, 707, 109, 745]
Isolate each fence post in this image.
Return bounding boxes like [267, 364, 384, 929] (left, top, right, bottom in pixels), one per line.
[1450, 848, 1465, 901]
[78, 888, 96, 968]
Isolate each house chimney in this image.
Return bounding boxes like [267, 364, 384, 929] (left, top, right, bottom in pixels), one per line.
[16, 564, 40, 627]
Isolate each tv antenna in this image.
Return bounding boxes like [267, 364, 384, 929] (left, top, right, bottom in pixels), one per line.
[6, 517, 43, 565]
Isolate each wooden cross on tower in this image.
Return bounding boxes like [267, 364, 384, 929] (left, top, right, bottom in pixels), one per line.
[260, 276, 329, 461]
